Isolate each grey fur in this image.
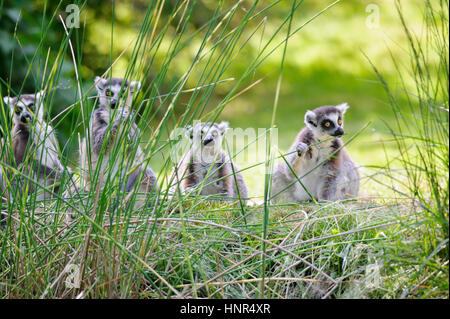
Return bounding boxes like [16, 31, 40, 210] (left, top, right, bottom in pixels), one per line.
[271, 103, 359, 203]
[80, 77, 158, 206]
[170, 122, 248, 204]
[2, 91, 69, 201]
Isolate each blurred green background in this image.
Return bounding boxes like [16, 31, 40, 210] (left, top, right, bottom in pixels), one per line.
[0, 0, 426, 200]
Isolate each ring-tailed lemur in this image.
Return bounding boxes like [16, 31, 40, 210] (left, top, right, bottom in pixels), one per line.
[271, 103, 359, 203]
[80, 77, 158, 204]
[2, 91, 70, 201]
[170, 121, 248, 204]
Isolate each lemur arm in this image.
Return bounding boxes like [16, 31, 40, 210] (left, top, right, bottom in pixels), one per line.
[281, 142, 309, 181]
[231, 164, 248, 201]
[177, 155, 198, 195]
[32, 150, 70, 181]
[91, 110, 111, 155]
[111, 108, 140, 143]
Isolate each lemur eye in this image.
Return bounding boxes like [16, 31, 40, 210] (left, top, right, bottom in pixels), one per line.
[15, 106, 22, 114]
[338, 119, 342, 125]
[105, 89, 111, 97]
[324, 121, 331, 127]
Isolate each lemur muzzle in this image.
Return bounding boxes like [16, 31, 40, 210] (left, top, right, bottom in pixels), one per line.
[332, 127, 344, 136]
[203, 137, 214, 145]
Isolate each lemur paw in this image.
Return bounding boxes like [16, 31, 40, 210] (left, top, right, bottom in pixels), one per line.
[296, 142, 308, 156]
[118, 107, 134, 119]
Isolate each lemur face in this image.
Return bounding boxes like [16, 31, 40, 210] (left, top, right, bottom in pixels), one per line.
[187, 121, 229, 152]
[304, 103, 349, 139]
[94, 77, 141, 109]
[3, 91, 45, 126]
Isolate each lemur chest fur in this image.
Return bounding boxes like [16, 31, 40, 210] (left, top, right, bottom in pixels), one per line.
[12, 125, 31, 166]
[292, 139, 342, 200]
[296, 139, 340, 175]
[188, 161, 226, 192]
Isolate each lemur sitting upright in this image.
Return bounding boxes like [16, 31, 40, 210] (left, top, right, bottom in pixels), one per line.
[170, 121, 248, 204]
[2, 91, 70, 201]
[271, 103, 359, 203]
[80, 77, 158, 203]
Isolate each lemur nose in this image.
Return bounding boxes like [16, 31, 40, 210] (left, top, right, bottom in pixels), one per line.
[333, 127, 344, 136]
[21, 114, 31, 123]
[203, 137, 214, 145]
[111, 100, 117, 109]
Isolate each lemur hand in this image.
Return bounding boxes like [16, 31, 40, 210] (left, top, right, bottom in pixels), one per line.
[296, 142, 308, 156]
[112, 108, 133, 131]
[117, 107, 134, 119]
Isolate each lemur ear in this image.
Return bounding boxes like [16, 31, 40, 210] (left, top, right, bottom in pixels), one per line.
[3, 96, 14, 115]
[94, 76, 107, 91]
[304, 110, 317, 127]
[35, 90, 46, 101]
[35, 90, 46, 120]
[218, 121, 229, 135]
[185, 125, 193, 139]
[336, 102, 349, 114]
[3, 96, 12, 106]
[130, 81, 141, 93]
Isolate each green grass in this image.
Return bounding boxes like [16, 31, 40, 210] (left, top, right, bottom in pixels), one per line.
[0, 0, 448, 299]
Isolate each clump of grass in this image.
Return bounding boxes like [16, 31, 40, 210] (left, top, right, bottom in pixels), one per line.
[367, 0, 449, 297]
